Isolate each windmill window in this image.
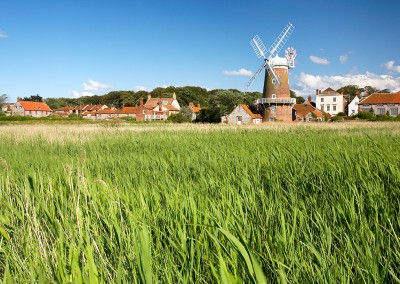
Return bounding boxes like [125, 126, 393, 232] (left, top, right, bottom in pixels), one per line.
[272, 94, 276, 99]
[271, 105, 276, 114]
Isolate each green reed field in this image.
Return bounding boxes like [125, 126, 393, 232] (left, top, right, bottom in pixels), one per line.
[0, 122, 399, 283]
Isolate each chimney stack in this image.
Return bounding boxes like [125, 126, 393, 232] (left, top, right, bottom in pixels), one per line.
[147, 93, 151, 102]
[173, 92, 176, 100]
[17, 97, 21, 102]
[308, 95, 312, 102]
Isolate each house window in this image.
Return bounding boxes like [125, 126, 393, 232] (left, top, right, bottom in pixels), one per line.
[333, 105, 337, 111]
[236, 116, 242, 124]
[320, 104, 324, 110]
[377, 108, 385, 115]
[326, 105, 330, 111]
[320, 98, 324, 103]
[351, 110, 355, 114]
[390, 108, 398, 116]
[333, 97, 336, 102]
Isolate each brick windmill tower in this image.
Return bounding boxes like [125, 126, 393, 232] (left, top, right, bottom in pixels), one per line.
[247, 23, 297, 122]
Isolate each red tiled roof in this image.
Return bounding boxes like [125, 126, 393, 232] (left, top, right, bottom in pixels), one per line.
[119, 107, 137, 114]
[19, 101, 52, 112]
[145, 98, 174, 108]
[293, 101, 328, 119]
[360, 93, 400, 105]
[55, 106, 74, 112]
[96, 109, 117, 114]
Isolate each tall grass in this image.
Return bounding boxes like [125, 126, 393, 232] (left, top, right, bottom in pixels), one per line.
[0, 123, 399, 283]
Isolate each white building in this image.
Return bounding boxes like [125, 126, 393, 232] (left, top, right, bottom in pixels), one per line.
[316, 88, 347, 116]
[348, 96, 360, 116]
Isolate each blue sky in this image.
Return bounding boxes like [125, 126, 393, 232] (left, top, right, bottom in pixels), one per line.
[1, 0, 400, 102]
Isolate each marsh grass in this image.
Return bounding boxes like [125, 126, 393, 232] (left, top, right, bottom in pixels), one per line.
[0, 123, 399, 283]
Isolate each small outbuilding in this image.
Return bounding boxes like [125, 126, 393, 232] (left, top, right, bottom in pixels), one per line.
[222, 104, 262, 124]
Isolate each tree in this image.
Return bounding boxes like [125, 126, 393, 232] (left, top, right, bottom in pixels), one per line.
[378, 88, 391, 93]
[23, 94, 43, 102]
[0, 94, 8, 105]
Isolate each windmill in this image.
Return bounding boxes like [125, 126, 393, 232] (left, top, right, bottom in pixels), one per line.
[247, 23, 297, 122]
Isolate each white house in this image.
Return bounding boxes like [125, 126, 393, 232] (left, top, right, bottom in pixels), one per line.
[348, 96, 360, 116]
[316, 88, 347, 116]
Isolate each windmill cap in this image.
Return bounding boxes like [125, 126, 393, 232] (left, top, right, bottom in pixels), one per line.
[269, 55, 289, 68]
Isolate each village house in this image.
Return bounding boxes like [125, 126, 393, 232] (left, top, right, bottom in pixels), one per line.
[316, 88, 347, 116]
[347, 95, 360, 116]
[188, 102, 202, 121]
[139, 93, 180, 121]
[54, 106, 75, 117]
[358, 92, 400, 117]
[94, 106, 137, 120]
[73, 104, 108, 116]
[292, 96, 330, 122]
[222, 104, 262, 124]
[12, 98, 52, 117]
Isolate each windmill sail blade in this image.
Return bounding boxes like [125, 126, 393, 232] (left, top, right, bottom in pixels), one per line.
[265, 61, 280, 86]
[267, 23, 294, 59]
[246, 62, 267, 91]
[251, 35, 267, 59]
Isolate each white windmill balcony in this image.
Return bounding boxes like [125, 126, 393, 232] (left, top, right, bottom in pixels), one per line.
[255, 98, 296, 105]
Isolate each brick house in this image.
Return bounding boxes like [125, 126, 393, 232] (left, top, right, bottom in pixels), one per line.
[222, 104, 262, 124]
[358, 93, 400, 116]
[136, 93, 180, 121]
[292, 96, 330, 122]
[12, 98, 52, 117]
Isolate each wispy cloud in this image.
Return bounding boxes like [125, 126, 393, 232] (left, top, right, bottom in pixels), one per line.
[0, 30, 8, 39]
[134, 86, 146, 92]
[293, 72, 400, 97]
[383, 60, 400, 73]
[134, 86, 147, 92]
[82, 79, 111, 91]
[309, 56, 330, 65]
[223, 68, 253, 76]
[339, 55, 348, 64]
[71, 90, 96, 98]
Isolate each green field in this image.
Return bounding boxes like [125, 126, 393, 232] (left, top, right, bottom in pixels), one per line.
[0, 123, 399, 283]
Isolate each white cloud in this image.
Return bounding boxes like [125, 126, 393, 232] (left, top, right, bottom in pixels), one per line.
[82, 91, 95, 97]
[309, 56, 330, 65]
[383, 61, 400, 73]
[82, 79, 111, 91]
[223, 68, 253, 76]
[134, 85, 147, 92]
[71, 90, 81, 98]
[339, 55, 348, 64]
[0, 30, 7, 38]
[293, 72, 400, 97]
[70, 90, 95, 98]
